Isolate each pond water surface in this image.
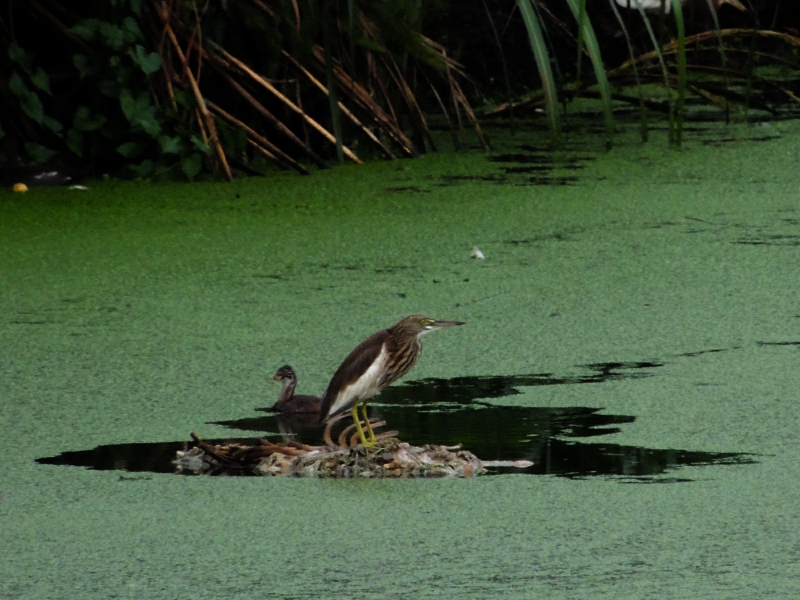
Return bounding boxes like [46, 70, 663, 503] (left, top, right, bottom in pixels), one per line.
[38, 362, 755, 480]
[3, 119, 800, 598]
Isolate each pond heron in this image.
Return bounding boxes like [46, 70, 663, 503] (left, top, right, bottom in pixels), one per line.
[320, 315, 464, 447]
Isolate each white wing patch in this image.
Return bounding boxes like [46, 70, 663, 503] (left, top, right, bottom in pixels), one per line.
[328, 344, 390, 416]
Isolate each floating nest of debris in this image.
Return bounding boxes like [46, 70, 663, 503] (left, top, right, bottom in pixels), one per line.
[176, 419, 531, 478]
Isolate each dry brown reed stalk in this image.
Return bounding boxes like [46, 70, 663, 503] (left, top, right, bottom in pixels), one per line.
[312, 45, 418, 156]
[488, 22, 800, 120]
[246, 0, 419, 157]
[157, 0, 333, 173]
[30, 0, 95, 55]
[612, 28, 800, 74]
[207, 101, 309, 174]
[353, 13, 436, 150]
[210, 43, 364, 165]
[684, 65, 791, 110]
[21, 0, 489, 179]
[424, 71, 461, 150]
[162, 18, 330, 169]
[422, 36, 490, 150]
[158, 6, 233, 180]
[282, 51, 398, 159]
[381, 52, 437, 151]
[213, 65, 330, 170]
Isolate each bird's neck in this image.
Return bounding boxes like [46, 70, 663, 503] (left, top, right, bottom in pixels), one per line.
[388, 325, 423, 348]
[275, 379, 296, 406]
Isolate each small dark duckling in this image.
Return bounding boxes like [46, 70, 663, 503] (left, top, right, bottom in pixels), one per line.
[271, 365, 321, 414]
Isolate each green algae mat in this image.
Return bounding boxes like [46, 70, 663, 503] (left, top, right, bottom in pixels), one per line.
[3, 120, 800, 597]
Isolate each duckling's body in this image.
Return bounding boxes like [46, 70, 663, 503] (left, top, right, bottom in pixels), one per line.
[271, 365, 321, 414]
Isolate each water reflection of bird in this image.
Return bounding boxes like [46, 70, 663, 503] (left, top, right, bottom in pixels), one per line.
[271, 365, 321, 414]
[320, 315, 464, 447]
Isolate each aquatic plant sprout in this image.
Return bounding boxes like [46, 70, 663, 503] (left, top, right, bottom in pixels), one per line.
[565, 0, 616, 148]
[517, 0, 562, 146]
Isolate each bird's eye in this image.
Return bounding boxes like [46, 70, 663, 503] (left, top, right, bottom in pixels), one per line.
[421, 318, 433, 327]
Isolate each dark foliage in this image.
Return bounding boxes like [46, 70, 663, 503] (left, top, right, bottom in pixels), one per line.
[1, 0, 798, 182]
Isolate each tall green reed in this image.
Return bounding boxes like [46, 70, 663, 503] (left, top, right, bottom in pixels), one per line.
[703, 0, 732, 123]
[670, 0, 687, 147]
[517, 0, 561, 146]
[607, 0, 649, 142]
[631, 0, 676, 145]
[565, 0, 616, 148]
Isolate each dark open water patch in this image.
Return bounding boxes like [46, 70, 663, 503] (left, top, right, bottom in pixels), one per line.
[37, 362, 755, 480]
[384, 145, 594, 193]
[734, 235, 800, 247]
[756, 340, 800, 348]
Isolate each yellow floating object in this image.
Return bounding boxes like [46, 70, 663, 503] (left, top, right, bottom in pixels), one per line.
[13, 183, 29, 192]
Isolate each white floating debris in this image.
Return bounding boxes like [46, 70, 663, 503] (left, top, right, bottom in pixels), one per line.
[615, 0, 745, 13]
[33, 171, 61, 182]
[482, 460, 534, 469]
[69, 185, 89, 190]
[471, 246, 486, 260]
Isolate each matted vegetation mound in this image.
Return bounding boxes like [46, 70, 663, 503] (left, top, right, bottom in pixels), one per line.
[176, 432, 532, 478]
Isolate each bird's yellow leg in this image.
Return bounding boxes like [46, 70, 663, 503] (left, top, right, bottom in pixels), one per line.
[350, 403, 373, 448]
[360, 402, 377, 444]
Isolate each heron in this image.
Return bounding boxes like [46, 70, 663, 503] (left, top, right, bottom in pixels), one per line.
[319, 315, 464, 447]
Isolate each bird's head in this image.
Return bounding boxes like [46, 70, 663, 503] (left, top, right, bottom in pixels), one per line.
[393, 315, 465, 338]
[273, 365, 298, 382]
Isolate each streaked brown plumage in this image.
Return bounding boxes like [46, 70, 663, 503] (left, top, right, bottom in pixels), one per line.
[320, 315, 464, 446]
[271, 365, 321, 414]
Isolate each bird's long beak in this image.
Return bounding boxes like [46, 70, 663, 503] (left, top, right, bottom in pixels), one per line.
[432, 319, 465, 328]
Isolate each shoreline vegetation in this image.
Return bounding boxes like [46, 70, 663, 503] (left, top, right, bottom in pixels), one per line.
[2, 1, 799, 182]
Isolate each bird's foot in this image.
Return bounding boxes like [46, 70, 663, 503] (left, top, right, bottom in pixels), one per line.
[349, 430, 383, 451]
